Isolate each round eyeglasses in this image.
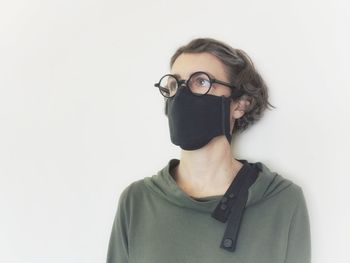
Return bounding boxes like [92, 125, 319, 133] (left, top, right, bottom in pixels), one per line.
[154, 71, 238, 98]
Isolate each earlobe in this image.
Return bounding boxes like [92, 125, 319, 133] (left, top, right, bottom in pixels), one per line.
[232, 110, 245, 119]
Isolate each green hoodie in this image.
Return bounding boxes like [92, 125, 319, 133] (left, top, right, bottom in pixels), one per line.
[107, 158, 311, 263]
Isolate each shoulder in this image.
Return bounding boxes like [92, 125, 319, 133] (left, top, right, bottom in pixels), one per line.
[117, 178, 148, 205]
[248, 161, 307, 208]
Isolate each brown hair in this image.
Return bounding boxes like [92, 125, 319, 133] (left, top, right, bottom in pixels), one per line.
[165, 37, 275, 134]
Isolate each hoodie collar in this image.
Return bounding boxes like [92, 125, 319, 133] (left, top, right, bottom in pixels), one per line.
[143, 158, 293, 213]
[144, 158, 222, 213]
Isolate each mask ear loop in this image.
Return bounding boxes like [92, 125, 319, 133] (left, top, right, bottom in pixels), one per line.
[221, 96, 232, 144]
[227, 85, 245, 137]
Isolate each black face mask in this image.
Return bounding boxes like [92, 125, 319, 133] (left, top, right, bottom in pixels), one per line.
[166, 87, 232, 150]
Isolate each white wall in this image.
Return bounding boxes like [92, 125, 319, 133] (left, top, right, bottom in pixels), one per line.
[0, 0, 349, 262]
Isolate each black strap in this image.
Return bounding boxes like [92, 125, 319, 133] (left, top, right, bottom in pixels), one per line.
[211, 161, 260, 252]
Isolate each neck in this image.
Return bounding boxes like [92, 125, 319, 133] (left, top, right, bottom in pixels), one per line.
[172, 135, 243, 198]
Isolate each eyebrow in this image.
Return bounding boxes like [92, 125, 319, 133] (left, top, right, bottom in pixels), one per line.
[171, 71, 216, 80]
[172, 73, 181, 79]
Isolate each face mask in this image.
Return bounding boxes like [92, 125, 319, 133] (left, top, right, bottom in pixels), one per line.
[166, 86, 232, 150]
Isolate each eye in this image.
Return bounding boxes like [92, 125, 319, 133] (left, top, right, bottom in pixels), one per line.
[160, 87, 170, 95]
[198, 78, 207, 86]
[192, 76, 210, 88]
[158, 75, 178, 97]
[169, 79, 177, 90]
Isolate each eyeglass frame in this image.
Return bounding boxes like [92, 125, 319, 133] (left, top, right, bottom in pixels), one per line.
[154, 71, 239, 98]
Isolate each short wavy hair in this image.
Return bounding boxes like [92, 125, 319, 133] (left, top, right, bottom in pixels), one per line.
[164, 37, 275, 134]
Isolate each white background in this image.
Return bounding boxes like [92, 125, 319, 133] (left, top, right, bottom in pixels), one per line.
[0, 0, 349, 262]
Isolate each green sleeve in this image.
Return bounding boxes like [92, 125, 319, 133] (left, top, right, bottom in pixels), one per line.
[284, 187, 311, 263]
[106, 187, 130, 263]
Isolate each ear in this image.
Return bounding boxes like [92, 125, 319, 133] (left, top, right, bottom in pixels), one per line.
[230, 95, 251, 120]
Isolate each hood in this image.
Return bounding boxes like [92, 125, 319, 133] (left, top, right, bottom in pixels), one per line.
[143, 158, 293, 213]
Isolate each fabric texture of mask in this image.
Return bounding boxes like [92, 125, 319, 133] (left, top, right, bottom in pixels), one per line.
[166, 87, 232, 150]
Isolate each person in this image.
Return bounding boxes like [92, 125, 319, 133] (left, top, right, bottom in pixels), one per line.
[106, 38, 311, 263]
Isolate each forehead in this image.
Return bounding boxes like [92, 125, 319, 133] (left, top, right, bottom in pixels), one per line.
[170, 52, 229, 81]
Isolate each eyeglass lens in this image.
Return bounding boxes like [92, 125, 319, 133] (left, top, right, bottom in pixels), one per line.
[158, 72, 212, 97]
